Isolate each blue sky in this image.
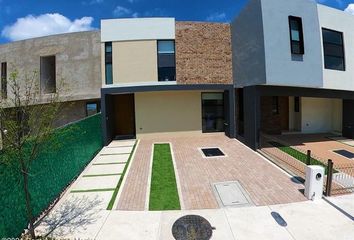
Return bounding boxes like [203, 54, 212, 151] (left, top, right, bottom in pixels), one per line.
[0, 0, 353, 43]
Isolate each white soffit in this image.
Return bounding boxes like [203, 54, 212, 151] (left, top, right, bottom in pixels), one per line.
[101, 18, 175, 42]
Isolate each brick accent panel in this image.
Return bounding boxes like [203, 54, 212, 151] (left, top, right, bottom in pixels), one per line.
[175, 22, 232, 85]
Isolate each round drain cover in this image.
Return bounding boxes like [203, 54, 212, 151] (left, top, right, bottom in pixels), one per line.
[172, 215, 213, 240]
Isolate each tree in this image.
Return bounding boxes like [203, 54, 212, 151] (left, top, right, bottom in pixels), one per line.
[0, 69, 64, 239]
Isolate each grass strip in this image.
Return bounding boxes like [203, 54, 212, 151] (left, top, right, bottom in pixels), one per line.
[106, 141, 137, 210]
[71, 188, 116, 193]
[82, 173, 121, 178]
[92, 162, 126, 165]
[269, 141, 334, 174]
[149, 144, 181, 211]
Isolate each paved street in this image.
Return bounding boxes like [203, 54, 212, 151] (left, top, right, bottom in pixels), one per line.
[36, 195, 354, 240]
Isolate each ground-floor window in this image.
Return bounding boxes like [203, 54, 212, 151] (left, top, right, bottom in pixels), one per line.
[202, 92, 224, 133]
[86, 102, 100, 117]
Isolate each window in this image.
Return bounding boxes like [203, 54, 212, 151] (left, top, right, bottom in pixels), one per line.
[1, 62, 7, 99]
[294, 97, 300, 113]
[86, 102, 100, 117]
[202, 93, 224, 133]
[40, 56, 56, 94]
[289, 16, 304, 55]
[322, 28, 345, 71]
[105, 42, 113, 84]
[272, 96, 279, 115]
[157, 40, 176, 81]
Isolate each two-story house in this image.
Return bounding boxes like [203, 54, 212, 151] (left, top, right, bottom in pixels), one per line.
[232, 0, 354, 149]
[0, 31, 102, 126]
[100, 18, 235, 145]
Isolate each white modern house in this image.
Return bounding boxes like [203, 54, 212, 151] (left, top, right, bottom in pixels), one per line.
[232, 0, 354, 149]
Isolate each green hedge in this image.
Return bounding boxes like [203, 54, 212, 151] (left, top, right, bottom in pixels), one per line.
[0, 114, 103, 237]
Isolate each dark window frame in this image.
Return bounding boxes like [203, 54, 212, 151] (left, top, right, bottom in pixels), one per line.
[288, 16, 304, 55]
[157, 40, 176, 82]
[272, 96, 279, 115]
[1, 62, 7, 99]
[40, 55, 56, 94]
[201, 92, 225, 133]
[105, 42, 113, 84]
[85, 101, 101, 117]
[294, 96, 300, 113]
[322, 28, 345, 71]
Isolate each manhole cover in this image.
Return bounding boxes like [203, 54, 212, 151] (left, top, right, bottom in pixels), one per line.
[172, 215, 213, 240]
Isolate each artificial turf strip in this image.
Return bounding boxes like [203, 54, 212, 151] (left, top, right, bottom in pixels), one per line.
[70, 188, 116, 193]
[269, 141, 332, 174]
[82, 173, 121, 178]
[149, 144, 181, 211]
[106, 141, 137, 210]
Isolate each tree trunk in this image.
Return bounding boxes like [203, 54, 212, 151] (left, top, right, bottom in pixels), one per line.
[21, 162, 35, 239]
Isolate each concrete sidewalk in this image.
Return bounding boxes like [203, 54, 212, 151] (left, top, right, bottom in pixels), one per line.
[36, 196, 354, 240]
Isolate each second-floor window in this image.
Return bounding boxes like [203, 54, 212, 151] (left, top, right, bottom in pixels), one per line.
[157, 40, 176, 81]
[40, 56, 56, 94]
[105, 42, 113, 84]
[1, 62, 7, 99]
[288, 16, 304, 55]
[322, 28, 345, 71]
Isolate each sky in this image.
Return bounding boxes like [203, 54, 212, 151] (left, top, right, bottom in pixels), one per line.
[0, 0, 353, 44]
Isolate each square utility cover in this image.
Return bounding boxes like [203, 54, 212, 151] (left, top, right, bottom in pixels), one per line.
[201, 148, 225, 157]
[213, 181, 253, 208]
[333, 149, 354, 159]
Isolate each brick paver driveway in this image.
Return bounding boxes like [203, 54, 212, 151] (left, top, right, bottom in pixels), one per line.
[117, 133, 306, 210]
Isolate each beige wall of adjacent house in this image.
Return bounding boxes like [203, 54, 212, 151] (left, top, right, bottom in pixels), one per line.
[134, 91, 202, 137]
[112, 40, 158, 84]
[301, 97, 342, 134]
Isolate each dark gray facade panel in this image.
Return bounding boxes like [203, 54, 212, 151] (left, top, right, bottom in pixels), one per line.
[343, 100, 354, 139]
[243, 86, 261, 150]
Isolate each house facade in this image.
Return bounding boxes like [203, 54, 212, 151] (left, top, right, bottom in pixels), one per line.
[100, 18, 235, 144]
[0, 31, 102, 126]
[232, 0, 354, 149]
[1, 0, 354, 150]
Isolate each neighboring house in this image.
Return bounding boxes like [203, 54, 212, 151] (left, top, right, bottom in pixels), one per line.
[232, 0, 354, 149]
[100, 18, 234, 144]
[0, 31, 102, 127]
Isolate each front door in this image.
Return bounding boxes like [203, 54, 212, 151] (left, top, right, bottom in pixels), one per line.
[113, 94, 136, 139]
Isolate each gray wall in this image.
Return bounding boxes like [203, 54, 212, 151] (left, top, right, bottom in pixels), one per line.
[0, 31, 101, 107]
[231, 0, 266, 88]
[261, 0, 323, 88]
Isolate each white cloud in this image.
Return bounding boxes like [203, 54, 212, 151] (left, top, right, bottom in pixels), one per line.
[113, 5, 138, 18]
[1, 13, 94, 41]
[82, 0, 104, 5]
[344, 3, 354, 14]
[206, 12, 227, 22]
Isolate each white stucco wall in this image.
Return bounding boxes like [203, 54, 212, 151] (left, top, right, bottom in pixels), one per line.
[318, 5, 354, 91]
[261, 0, 323, 88]
[301, 97, 342, 133]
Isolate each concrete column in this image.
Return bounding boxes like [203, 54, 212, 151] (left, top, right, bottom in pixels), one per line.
[243, 86, 261, 150]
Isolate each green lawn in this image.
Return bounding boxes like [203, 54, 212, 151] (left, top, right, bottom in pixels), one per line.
[149, 144, 181, 211]
[269, 141, 331, 174]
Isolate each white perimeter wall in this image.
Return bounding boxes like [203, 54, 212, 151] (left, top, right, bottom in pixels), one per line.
[301, 97, 342, 133]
